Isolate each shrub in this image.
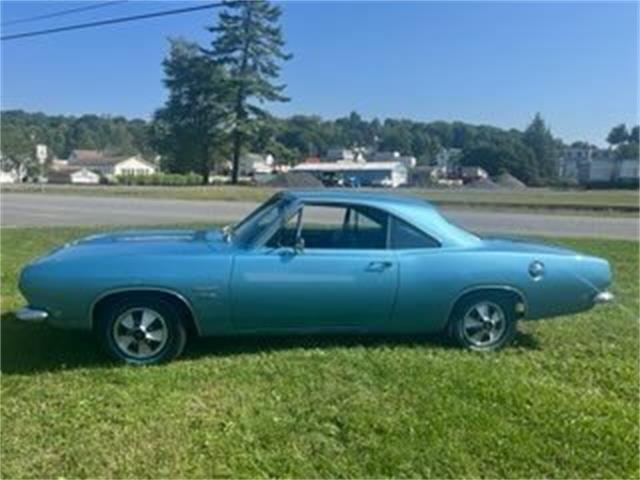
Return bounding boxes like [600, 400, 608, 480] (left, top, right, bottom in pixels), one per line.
[116, 172, 204, 186]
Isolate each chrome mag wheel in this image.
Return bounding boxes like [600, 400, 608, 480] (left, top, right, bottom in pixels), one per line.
[112, 307, 169, 359]
[461, 301, 507, 348]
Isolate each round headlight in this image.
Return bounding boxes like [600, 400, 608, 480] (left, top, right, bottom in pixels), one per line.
[529, 260, 545, 279]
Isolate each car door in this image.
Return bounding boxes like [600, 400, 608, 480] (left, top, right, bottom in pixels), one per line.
[230, 203, 398, 332]
[386, 215, 451, 332]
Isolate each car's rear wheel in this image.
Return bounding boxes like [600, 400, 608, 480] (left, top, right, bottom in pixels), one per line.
[97, 296, 187, 364]
[449, 292, 517, 351]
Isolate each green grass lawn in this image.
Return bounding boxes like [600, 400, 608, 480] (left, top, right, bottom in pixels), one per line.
[1, 226, 638, 478]
[5, 183, 639, 213]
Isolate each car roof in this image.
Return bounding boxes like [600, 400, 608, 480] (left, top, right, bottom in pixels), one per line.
[279, 189, 480, 248]
[282, 189, 435, 209]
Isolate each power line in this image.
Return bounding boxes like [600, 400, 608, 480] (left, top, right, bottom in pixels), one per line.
[1, 3, 223, 41]
[1, 1, 127, 28]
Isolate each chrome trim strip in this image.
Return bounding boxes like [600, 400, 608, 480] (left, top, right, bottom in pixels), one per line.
[15, 307, 49, 322]
[89, 287, 202, 335]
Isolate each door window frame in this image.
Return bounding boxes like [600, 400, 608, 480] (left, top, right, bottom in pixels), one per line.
[260, 201, 391, 251]
[255, 200, 441, 251]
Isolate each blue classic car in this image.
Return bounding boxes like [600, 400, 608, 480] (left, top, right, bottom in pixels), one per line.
[17, 190, 614, 364]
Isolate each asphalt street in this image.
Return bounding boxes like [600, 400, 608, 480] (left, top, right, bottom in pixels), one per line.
[1, 193, 638, 239]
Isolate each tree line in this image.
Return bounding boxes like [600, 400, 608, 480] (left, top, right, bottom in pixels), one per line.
[2, 108, 637, 186]
[1, 0, 637, 185]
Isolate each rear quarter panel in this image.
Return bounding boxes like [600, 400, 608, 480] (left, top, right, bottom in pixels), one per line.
[392, 249, 601, 332]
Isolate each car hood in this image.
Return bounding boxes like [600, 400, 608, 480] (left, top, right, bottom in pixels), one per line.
[31, 228, 230, 264]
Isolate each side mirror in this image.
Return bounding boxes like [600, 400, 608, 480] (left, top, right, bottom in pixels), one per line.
[294, 236, 305, 254]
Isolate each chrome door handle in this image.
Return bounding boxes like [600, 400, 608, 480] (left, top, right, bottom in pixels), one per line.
[367, 261, 393, 272]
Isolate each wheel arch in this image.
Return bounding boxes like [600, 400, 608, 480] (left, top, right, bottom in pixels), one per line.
[447, 285, 528, 323]
[90, 287, 201, 337]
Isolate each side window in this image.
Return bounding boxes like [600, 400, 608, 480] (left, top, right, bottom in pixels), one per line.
[390, 217, 440, 249]
[300, 205, 355, 249]
[268, 204, 388, 250]
[266, 210, 300, 248]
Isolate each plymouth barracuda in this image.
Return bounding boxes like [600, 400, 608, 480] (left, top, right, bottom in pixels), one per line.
[17, 190, 614, 364]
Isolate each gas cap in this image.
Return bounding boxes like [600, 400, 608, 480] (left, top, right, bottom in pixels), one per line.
[529, 260, 545, 280]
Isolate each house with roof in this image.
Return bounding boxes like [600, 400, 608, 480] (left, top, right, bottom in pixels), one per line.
[46, 150, 156, 184]
[67, 150, 156, 179]
[558, 146, 639, 186]
[47, 167, 101, 185]
[238, 153, 275, 176]
[370, 151, 417, 168]
[293, 161, 408, 188]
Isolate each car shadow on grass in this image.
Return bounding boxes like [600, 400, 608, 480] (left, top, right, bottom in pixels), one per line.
[0, 313, 108, 375]
[1, 312, 540, 375]
[184, 329, 540, 361]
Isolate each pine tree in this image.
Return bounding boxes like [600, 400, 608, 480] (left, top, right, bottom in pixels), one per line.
[524, 113, 557, 181]
[204, 0, 291, 183]
[152, 39, 230, 183]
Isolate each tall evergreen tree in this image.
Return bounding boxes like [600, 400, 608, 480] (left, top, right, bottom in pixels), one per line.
[523, 113, 557, 181]
[151, 39, 230, 183]
[205, 0, 291, 183]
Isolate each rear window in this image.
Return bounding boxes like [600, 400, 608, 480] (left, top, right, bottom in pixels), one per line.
[390, 217, 440, 249]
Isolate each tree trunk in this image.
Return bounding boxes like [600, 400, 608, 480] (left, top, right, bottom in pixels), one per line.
[201, 167, 209, 185]
[230, 6, 251, 185]
[201, 143, 210, 185]
[231, 131, 241, 184]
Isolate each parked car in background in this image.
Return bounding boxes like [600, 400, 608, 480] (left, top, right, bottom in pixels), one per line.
[17, 190, 614, 364]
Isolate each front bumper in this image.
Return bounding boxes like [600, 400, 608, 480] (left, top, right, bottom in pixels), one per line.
[594, 291, 615, 304]
[15, 307, 49, 323]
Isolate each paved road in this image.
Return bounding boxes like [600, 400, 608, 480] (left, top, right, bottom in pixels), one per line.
[1, 193, 638, 239]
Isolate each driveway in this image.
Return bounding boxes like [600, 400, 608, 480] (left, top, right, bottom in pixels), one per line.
[1, 193, 638, 239]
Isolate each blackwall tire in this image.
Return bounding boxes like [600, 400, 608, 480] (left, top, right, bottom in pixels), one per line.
[449, 292, 517, 352]
[97, 296, 187, 365]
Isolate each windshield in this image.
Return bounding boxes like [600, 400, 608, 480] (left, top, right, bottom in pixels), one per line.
[231, 194, 293, 247]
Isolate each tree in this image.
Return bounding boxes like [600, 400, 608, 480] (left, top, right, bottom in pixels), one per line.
[205, 0, 291, 183]
[0, 110, 155, 160]
[629, 125, 639, 144]
[615, 142, 639, 160]
[607, 124, 629, 146]
[151, 39, 230, 183]
[523, 113, 557, 180]
[0, 123, 35, 181]
[460, 140, 538, 185]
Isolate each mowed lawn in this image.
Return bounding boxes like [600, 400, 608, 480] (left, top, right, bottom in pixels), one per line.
[1, 226, 638, 478]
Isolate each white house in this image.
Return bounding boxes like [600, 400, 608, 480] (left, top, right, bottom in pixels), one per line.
[237, 153, 274, 176]
[619, 159, 640, 183]
[112, 156, 157, 177]
[66, 150, 156, 180]
[370, 151, 417, 168]
[70, 168, 101, 184]
[0, 169, 19, 184]
[558, 146, 638, 186]
[47, 167, 100, 184]
[293, 161, 408, 188]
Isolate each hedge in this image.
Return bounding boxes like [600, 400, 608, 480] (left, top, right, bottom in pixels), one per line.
[116, 173, 204, 186]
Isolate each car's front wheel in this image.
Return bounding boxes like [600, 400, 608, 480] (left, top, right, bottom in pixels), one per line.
[96, 296, 187, 364]
[449, 292, 517, 351]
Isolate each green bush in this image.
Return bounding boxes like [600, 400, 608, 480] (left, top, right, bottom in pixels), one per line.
[116, 172, 204, 186]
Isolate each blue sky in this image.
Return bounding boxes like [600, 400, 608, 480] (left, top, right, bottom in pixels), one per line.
[1, 1, 638, 146]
